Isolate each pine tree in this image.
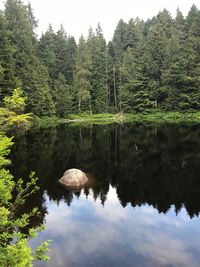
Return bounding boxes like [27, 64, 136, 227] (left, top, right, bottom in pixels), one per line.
[4, 0, 55, 116]
[74, 36, 92, 113]
[64, 36, 77, 84]
[108, 19, 127, 111]
[37, 25, 76, 116]
[88, 24, 108, 113]
[112, 19, 127, 63]
[37, 24, 57, 79]
[120, 48, 150, 112]
[0, 10, 17, 100]
[181, 5, 200, 109]
[27, 63, 56, 116]
[38, 25, 77, 84]
[5, 0, 36, 81]
[124, 18, 143, 50]
[145, 9, 173, 108]
[53, 73, 72, 117]
[161, 9, 187, 110]
[54, 25, 70, 79]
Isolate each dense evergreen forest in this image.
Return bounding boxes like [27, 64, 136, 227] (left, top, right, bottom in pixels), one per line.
[0, 0, 200, 117]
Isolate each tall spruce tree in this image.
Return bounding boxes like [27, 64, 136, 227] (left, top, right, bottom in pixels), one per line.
[27, 63, 55, 116]
[109, 19, 128, 110]
[64, 36, 77, 84]
[160, 9, 187, 110]
[4, 0, 55, 116]
[54, 25, 71, 79]
[53, 73, 72, 117]
[88, 24, 108, 113]
[37, 24, 57, 80]
[37, 25, 76, 116]
[107, 41, 116, 111]
[74, 36, 92, 113]
[0, 10, 16, 100]
[38, 26, 77, 83]
[181, 5, 200, 109]
[119, 18, 152, 111]
[146, 9, 173, 108]
[120, 47, 150, 112]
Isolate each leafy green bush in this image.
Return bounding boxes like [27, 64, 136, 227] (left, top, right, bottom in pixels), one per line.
[0, 88, 50, 266]
[0, 89, 32, 129]
[0, 134, 51, 267]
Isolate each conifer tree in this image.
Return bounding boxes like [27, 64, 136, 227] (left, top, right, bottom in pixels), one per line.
[4, 0, 55, 116]
[0, 10, 17, 100]
[37, 24, 57, 79]
[161, 9, 187, 109]
[88, 24, 108, 113]
[181, 5, 200, 109]
[74, 36, 92, 113]
[27, 63, 56, 116]
[53, 73, 72, 117]
[64, 36, 77, 84]
[120, 48, 150, 112]
[146, 9, 173, 107]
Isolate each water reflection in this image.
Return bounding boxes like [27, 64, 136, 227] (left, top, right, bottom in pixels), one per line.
[9, 123, 200, 266]
[31, 186, 200, 267]
[10, 123, 200, 218]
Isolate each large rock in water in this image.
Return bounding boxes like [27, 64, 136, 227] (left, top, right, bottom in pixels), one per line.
[59, 168, 88, 188]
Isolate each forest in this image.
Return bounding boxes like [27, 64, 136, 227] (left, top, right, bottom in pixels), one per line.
[1, 1, 200, 266]
[0, 0, 200, 117]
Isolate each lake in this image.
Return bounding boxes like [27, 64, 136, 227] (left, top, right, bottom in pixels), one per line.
[10, 122, 200, 267]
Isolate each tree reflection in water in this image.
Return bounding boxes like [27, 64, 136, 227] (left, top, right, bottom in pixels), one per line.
[10, 122, 200, 227]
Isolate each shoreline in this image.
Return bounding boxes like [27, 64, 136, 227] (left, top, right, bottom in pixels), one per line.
[32, 111, 200, 127]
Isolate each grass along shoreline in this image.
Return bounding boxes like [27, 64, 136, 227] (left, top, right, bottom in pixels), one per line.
[32, 111, 200, 127]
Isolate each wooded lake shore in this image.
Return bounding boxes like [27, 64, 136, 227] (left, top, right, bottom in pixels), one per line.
[33, 111, 200, 127]
[1, 0, 200, 266]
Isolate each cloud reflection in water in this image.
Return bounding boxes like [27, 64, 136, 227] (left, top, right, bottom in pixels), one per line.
[31, 185, 200, 267]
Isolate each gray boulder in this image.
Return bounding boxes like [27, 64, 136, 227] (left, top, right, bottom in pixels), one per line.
[59, 168, 88, 188]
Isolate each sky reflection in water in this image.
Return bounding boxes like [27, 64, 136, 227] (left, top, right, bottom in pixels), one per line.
[32, 186, 200, 267]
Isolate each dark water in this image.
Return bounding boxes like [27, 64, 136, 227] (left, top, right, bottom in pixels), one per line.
[10, 123, 200, 267]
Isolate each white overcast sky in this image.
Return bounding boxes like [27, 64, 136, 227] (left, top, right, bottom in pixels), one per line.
[0, 0, 200, 41]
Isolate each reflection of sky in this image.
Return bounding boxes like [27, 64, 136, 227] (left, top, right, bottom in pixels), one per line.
[31, 186, 200, 267]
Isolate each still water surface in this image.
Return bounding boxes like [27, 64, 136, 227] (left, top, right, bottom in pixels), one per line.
[10, 123, 200, 267]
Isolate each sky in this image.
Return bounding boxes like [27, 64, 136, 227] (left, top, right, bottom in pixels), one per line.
[0, 0, 200, 41]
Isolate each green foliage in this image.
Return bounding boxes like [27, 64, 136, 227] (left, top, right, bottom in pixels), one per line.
[32, 116, 59, 128]
[37, 24, 75, 116]
[0, 88, 32, 128]
[0, 10, 16, 100]
[26, 63, 56, 117]
[53, 73, 72, 117]
[120, 48, 151, 112]
[4, 88, 26, 113]
[0, 1, 200, 117]
[3, 0, 55, 117]
[0, 86, 49, 266]
[88, 24, 108, 113]
[65, 111, 200, 125]
[0, 135, 14, 203]
[74, 36, 92, 113]
[0, 133, 51, 267]
[37, 25, 77, 84]
[123, 111, 200, 124]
